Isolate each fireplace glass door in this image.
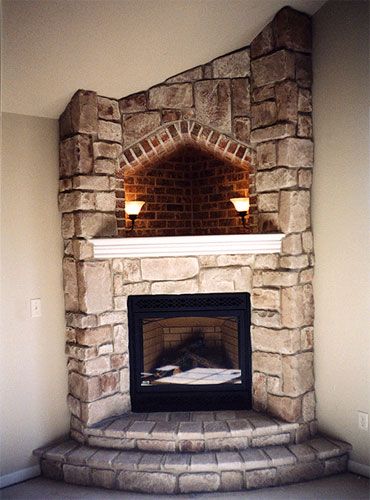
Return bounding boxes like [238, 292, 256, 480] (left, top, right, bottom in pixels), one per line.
[128, 293, 251, 412]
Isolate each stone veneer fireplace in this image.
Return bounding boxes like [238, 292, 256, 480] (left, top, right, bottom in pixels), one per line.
[59, 6, 316, 444]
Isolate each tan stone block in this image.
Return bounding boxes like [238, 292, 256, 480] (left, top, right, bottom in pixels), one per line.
[216, 255, 255, 267]
[122, 111, 161, 144]
[100, 371, 120, 395]
[59, 178, 72, 192]
[298, 115, 313, 138]
[98, 344, 113, 355]
[298, 89, 312, 112]
[302, 391, 315, 421]
[253, 352, 282, 376]
[213, 48, 250, 77]
[114, 296, 127, 310]
[282, 234, 302, 255]
[275, 80, 298, 122]
[76, 326, 112, 346]
[279, 190, 310, 233]
[254, 254, 279, 269]
[82, 355, 111, 376]
[95, 192, 116, 212]
[251, 50, 295, 87]
[252, 84, 275, 103]
[199, 267, 252, 293]
[262, 271, 298, 287]
[119, 92, 147, 113]
[72, 240, 94, 260]
[66, 327, 76, 343]
[73, 175, 110, 191]
[94, 158, 118, 175]
[257, 193, 279, 212]
[151, 280, 198, 294]
[64, 240, 73, 256]
[245, 467, 276, 489]
[267, 376, 283, 395]
[74, 212, 117, 238]
[280, 255, 309, 269]
[97, 96, 120, 121]
[252, 289, 280, 310]
[63, 258, 79, 311]
[267, 394, 302, 422]
[65, 344, 97, 361]
[81, 392, 130, 425]
[251, 101, 277, 129]
[250, 22, 274, 58]
[78, 261, 113, 314]
[253, 372, 267, 411]
[302, 231, 313, 252]
[60, 135, 93, 177]
[231, 78, 250, 116]
[67, 90, 98, 137]
[253, 310, 280, 328]
[252, 327, 300, 354]
[166, 66, 203, 83]
[233, 117, 251, 143]
[258, 213, 279, 233]
[67, 394, 82, 418]
[119, 368, 130, 393]
[61, 213, 75, 239]
[119, 282, 151, 297]
[113, 325, 128, 353]
[141, 257, 198, 281]
[59, 191, 95, 212]
[194, 80, 231, 133]
[69, 372, 101, 401]
[98, 120, 122, 143]
[148, 83, 193, 109]
[298, 169, 312, 188]
[251, 123, 296, 143]
[282, 352, 314, 396]
[281, 284, 313, 328]
[120, 259, 142, 283]
[300, 268, 314, 284]
[301, 326, 314, 351]
[256, 168, 297, 193]
[278, 138, 313, 168]
[256, 141, 277, 169]
[93, 141, 122, 159]
[179, 473, 220, 493]
[65, 312, 98, 328]
[98, 310, 126, 326]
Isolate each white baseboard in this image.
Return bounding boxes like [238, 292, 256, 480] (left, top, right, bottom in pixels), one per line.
[348, 460, 370, 478]
[0, 465, 40, 489]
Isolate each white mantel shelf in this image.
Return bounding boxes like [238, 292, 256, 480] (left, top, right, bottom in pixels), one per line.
[91, 234, 284, 259]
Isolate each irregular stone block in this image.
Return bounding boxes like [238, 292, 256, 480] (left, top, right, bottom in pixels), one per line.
[252, 84, 275, 103]
[231, 78, 250, 116]
[252, 372, 267, 411]
[122, 112, 161, 145]
[74, 176, 111, 192]
[98, 310, 126, 326]
[233, 117, 251, 143]
[69, 371, 101, 401]
[267, 394, 302, 422]
[289, 443, 316, 463]
[166, 66, 203, 83]
[298, 169, 312, 189]
[251, 50, 295, 87]
[252, 289, 280, 310]
[74, 212, 117, 238]
[78, 261, 113, 314]
[282, 234, 302, 255]
[199, 267, 252, 293]
[213, 48, 250, 78]
[252, 327, 300, 354]
[281, 284, 314, 328]
[296, 53, 312, 88]
[258, 193, 279, 212]
[273, 7, 311, 53]
[94, 158, 118, 175]
[97, 96, 120, 121]
[98, 120, 122, 143]
[251, 123, 295, 143]
[151, 279, 198, 294]
[277, 138, 313, 168]
[60, 135, 93, 177]
[245, 468, 276, 489]
[82, 356, 111, 376]
[60, 90, 98, 139]
[61, 213, 75, 239]
[302, 391, 316, 422]
[301, 326, 314, 351]
[253, 352, 281, 375]
[113, 324, 128, 353]
[254, 254, 279, 269]
[280, 255, 309, 269]
[95, 192, 116, 212]
[59, 191, 95, 212]
[93, 142, 122, 159]
[72, 240, 94, 260]
[251, 23, 274, 59]
[282, 352, 314, 396]
[279, 190, 310, 233]
[100, 371, 120, 395]
[148, 84, 193, 109]
[81, 392, 130, 425]
[117, 471, 176, 494]
[63, 258, 79, 312]
[277, 461, 323, 484]
[298, 89, 312, 112]
[253, 310, 281, 328]
[119, 93, 147, 114]
[194, 80, 231, 133]
[256, 168, 297, 192]
[216, 254, 255, 267]
[251, 101, 277, 129]
[264, 445, 296, 466]
[275, 80, 298, 122]
[141, 257, 198, 281]
[262, 271, 298, 287]
[302, 231, 313, 253]
[252, 433, 291, 447]
[220, 471, 243, 491]
[179, 472, 220, 493]
[298, 115, 313, 138]
[63, 464, 90, 486]
[257, 141, 277, 169]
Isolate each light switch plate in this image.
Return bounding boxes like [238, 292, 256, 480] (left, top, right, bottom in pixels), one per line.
[358, 411, 368, 431]
[30, 298, 42, 317]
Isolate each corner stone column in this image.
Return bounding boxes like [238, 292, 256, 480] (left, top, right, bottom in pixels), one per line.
[59, 90, 130, 437]
[250, 7, 315, 436]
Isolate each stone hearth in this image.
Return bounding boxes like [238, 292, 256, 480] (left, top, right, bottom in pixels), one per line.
[35, 6, 351, 494]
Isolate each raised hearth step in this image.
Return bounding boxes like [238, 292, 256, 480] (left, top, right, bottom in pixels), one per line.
[84, 410, 299, 452]
[35, 435, 351, 494]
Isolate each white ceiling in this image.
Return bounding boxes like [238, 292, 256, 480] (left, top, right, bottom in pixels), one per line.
[1, 0, 325, 119]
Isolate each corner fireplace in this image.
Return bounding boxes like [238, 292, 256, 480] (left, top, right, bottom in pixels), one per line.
[128, 292, 251, 412]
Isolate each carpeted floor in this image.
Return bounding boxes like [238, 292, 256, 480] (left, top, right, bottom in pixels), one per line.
[1, 472, 369, 499]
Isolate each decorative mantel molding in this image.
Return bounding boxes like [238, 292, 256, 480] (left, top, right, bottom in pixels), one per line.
[91, 233, 284, 259]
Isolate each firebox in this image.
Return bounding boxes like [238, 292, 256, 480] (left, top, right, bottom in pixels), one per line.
[128, 292, 251, 412]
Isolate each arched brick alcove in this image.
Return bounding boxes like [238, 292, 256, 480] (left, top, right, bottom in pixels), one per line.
[116, 120, 257, 236]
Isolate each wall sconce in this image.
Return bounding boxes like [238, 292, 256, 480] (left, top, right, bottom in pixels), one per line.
[230, 197, 250, 228]
[125, 200, 145, 231]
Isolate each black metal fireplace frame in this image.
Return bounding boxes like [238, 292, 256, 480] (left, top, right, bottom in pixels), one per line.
[128, 292, 252, 412]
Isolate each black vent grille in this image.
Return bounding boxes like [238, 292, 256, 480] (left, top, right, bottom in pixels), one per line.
[130, 293, 248, 313]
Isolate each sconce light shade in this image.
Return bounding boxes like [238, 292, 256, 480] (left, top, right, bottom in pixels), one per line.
[230, 197, 250, 213]
[125, 200, 145, 216]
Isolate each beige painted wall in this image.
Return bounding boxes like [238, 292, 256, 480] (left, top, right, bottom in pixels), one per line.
[312, 0, 370, 468]
[0, 113, 69, 477]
